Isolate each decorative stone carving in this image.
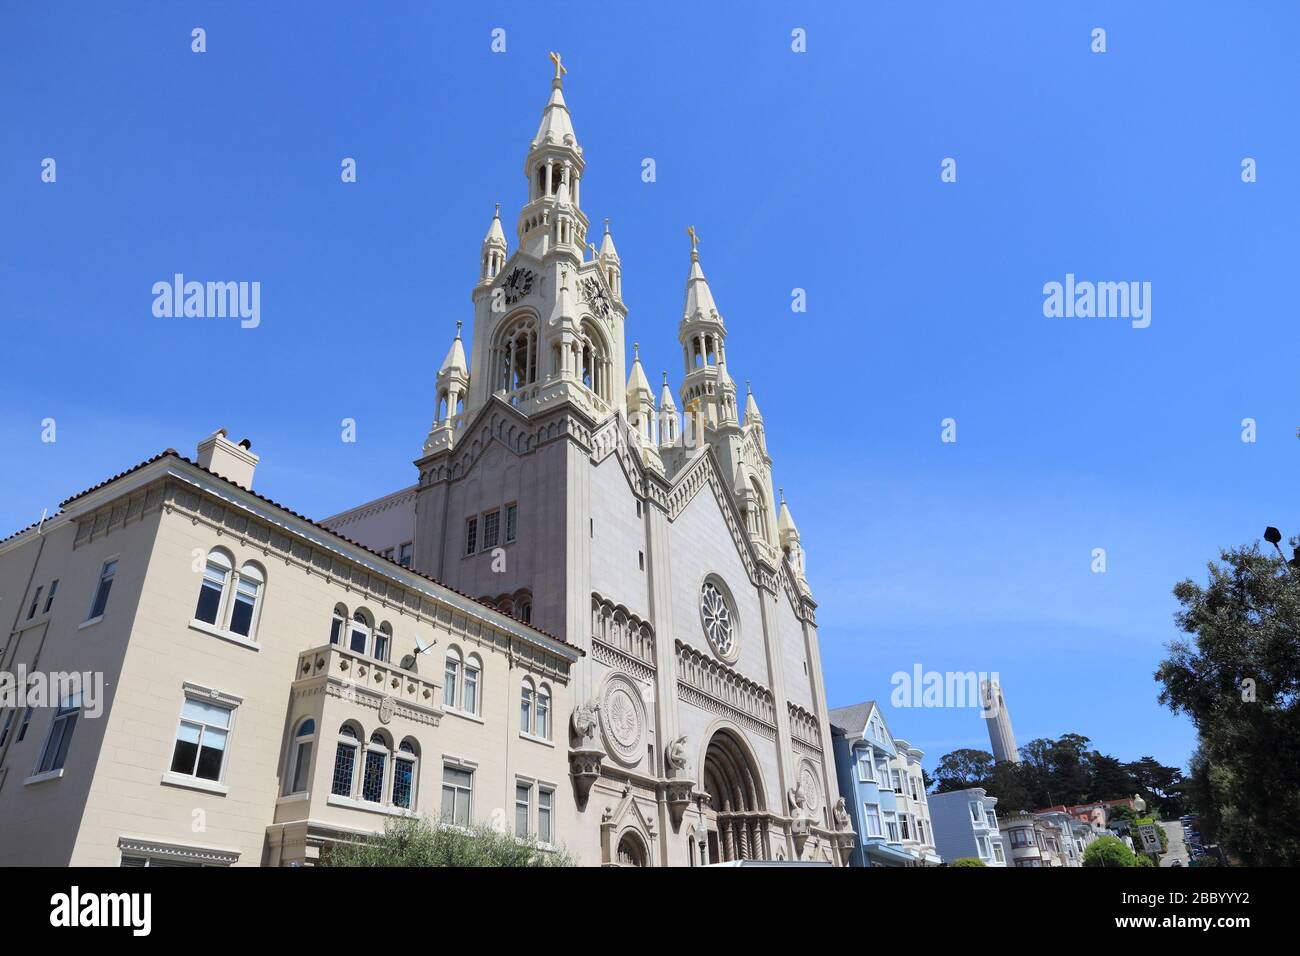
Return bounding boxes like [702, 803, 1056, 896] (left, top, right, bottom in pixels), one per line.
[833, 796, 853, 832]
[664, 735, 689, 776]
[663, 779, 694, 831]
[598, 674, 646, 767]
[570, 701, 599, 747]
[378, 696, 395, 725]
[568, 700, 604, 808]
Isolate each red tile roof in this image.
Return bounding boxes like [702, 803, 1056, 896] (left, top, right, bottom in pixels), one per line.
[8, 449, 580, 654]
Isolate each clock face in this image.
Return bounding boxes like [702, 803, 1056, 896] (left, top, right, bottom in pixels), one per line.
[581, 276, 611, 321]
[502, 267, 535, 305]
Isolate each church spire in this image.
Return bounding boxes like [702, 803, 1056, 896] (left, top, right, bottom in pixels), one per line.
[480, 203, 507, 281]
[679, 226, 732, 430]
[520, 53, 588, 260]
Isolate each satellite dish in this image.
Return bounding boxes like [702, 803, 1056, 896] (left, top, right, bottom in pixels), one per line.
[400, 634, 437, 673]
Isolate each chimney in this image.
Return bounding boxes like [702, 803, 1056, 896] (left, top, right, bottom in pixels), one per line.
[196, 428, 259, 489]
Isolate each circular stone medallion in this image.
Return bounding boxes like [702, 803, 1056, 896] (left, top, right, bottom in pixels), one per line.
[599, 674, 646, 766]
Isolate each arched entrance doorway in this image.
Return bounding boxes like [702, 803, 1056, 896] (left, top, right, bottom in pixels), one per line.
[701, 728, 768, 863]
[616, 830, 648, 867]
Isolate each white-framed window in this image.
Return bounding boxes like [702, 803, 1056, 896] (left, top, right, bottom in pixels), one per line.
[228, 563, 263, 637]
[463, 655, 480, 714]
[483, 509, 501, 549]
[875, 756, 890, 784]
[194, 550, 232, 626]
[515, 780, 532, 838]
[985, 807, 997, 829]
[900, 814, 912, 841]
[535, 683, 550, 739]
[441, 763, 473, 825]
[969, 800, 984, 825]
[891, 769, 903, 793]
[464, 517, 478, 555]
[331, 723, 360, 796]
[285, 717, 315, 795]
[520, 678, 534, 733]
[393, 739, 418, 809]
[170, 695, 234, 783]
[87, 558, 118, 621]
[349, 609, 372, 655]
[910, 776, 920, 800]
[504, 503, 518, 543]
[398, 541, 413, 567]
[884, 810, 900, 842]
[976, 835, 990, 857]
[329, 603, 347, 645]
[993, 841, 1005, 863]
[374, 622, 392, 662]
[863, 803, 882, 838]
[538, 786, 554, 844]
[443, 647, 481, 715]
[858, 755, 874, 783]
[36, 694, 80, 774]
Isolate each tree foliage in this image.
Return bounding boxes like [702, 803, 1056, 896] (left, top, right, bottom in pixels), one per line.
[1082, 835, 1138, 868]
[320, 816, 578, 868]
[1156, 542, 1300, 865]
[949, 857, 986, 867]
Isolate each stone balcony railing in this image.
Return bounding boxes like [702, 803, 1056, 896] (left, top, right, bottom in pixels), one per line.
[293, 643, 444, 728]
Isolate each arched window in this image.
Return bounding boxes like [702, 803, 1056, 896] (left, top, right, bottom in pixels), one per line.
[463, 654, 481, 715]
[535, 683, 551, 739]
[579, 321, 611, 402]
[749, 479, 770, 541]
[393, 739, 419, 810]
[349, 609, 372, 656]
[331, 724, 360, 797]
[492, 313, 538, 396]
[375, 622, 393, 663]
[362, 731, 390, 803]
[228, 563, 264, 638]
[520, 679, 535, 734]
[286, 718, 316, 795]
[444, 647, 461, 709]
[329, 603, 347, 646]
[193, 549, 232, 625]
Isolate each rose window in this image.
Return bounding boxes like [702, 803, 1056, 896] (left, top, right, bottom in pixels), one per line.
[701, 582, 735, 658]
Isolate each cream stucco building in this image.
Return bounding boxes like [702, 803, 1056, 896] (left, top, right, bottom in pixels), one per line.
[0, 57, 851, 867]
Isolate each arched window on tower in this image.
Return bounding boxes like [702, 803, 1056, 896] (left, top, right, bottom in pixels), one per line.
[580, 320, 610, 403]
[492, 313, 538, 399]
[750, 479, 770, 542]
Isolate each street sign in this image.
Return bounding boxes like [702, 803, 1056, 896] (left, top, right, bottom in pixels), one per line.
[1138, 824, 1161, 854]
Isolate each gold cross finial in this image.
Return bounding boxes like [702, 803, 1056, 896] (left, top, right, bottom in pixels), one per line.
[687, 225, 699, 253]
[549, 51, 567, 80]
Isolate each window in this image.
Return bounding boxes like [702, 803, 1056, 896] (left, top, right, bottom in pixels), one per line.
[332, 725, 359, 796]
[194, 552, 232, 625]
[36, 696, 79, 775]
[863, 803, 882, 838]
[900, 814, 912, 841]
[917, 819, 926, 844]
[875, 756, 890, 784]
[993, 841, 1005, 864]
[891, 769, 903, 793]
[483, 509, 500, 549]
[441, 764, 473, 825]
[538, 787, 554, 844]
[0, 709, 14, 747]
[977, 836, 990, 857]
[535, 684, 551, 739]
[884, 810, 900, 842]
[398, 541, 413, 567]
[504, 504, 517, 543]
[518, 601, 531, 624]
[985, 808, 997, 829]
[228, 564, 263, 637]
[43, 579, 58, 614]
[27, 586, 43, 620]
[362, 732, 388, 803]
[700, 578, 736, 659]
[16, 706, 34, 742]
[349, 610, 371, 655]
[516, 782, 531, 838]
[969, 801, 984, 825]
[374, 622, 392, 662]
[170, 697, 232, 782]
[520, 679, 534, 734]
[465, 517, 478, 555]
[910, 776, 920, 801]
[286, 718, 315, 794]
[858, 756, 874, 783]
[444, 650, 460, 708]
[329, 603, 347, 645]
[87, 559, 117, 620]
[463, 655, 480, 714]
[393, 740, 418, 809]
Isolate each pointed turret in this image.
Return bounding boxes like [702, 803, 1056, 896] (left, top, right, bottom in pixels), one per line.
[425, 321, 471, 453]
[532, 57, 579, 151]
[626, 343, 655, 445]
[679, 226, 733, 431]
[778, 488, 807, 581]
[744, 380, 762, 424]
[440, 321, 468, 377]
[658, 372, 679, 448]
[599, 218, 623, 301]
[480, 203, 507, 281]
[519, 52, 588, 260]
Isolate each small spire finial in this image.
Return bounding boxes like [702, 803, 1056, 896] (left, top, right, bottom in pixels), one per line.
[633, 342, 640, 360]
[746, 379, 752, 394]
[779, 487, 786, 504]
[455, 320, 463, 338]
[662, 371, 668, 385]
[604, 217, 611, 233]
[549, 51, 567, 82]
[687, 224, 699, 255]
[494, 202, 500, 218]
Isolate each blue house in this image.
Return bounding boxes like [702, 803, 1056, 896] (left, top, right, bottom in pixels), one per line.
[829, 702, 917, 867]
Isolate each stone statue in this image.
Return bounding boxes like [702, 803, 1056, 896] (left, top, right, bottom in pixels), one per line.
[787, 782, 814, 821]
[571, 701, 599, 745]
[833, 796, 852, 832]
[664, 735, 689, 774]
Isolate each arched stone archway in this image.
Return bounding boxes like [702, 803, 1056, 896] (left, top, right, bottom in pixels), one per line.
[616, 830, 648, 867]
[701, 728, 769, 863]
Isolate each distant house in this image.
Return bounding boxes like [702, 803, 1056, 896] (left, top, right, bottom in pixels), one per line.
[929, 787, 1007, 866]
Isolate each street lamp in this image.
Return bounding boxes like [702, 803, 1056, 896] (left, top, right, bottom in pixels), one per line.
[1263, 527, 1297, 577]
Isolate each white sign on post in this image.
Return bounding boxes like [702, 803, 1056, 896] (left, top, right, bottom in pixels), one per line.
[1138, 824, 1161, 854]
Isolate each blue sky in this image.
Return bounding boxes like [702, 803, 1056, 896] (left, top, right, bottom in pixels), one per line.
[3, 2, 1296, 775]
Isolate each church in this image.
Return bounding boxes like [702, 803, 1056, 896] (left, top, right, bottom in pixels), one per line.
[0, 55, 852, 869]
[325, 54, 851, 865]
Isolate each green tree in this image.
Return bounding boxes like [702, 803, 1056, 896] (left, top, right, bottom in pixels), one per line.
[1082, 835, 1138, 868]
[1156, 542, 1300, 865]
[1086, 752, 1136, 802]
[949, 857, 986, 867]
[321, 816, 577, 867]
[934, 748, 994, 792]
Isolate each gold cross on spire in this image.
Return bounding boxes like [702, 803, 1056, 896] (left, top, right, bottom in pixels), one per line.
[687, 225, 699, 253]
[549, 51, 567, 80]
